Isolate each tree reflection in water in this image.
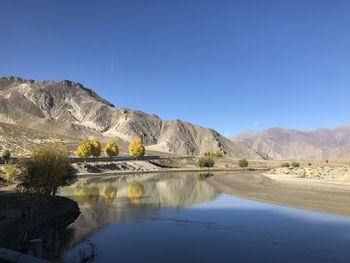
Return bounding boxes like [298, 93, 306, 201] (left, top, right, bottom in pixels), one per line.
[103, 186, 118, 204]
[127, 182, 144, 204]
[59, 172, 217, 254]
[75, 186, 100, 206]
[197, 172, 214, 181]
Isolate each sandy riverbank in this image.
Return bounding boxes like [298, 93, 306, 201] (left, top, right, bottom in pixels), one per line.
[206, 170, 350, 216]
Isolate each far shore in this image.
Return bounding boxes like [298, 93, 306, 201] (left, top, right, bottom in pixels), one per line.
[76, 167, 268, 176]
[206, 171, 350, 217]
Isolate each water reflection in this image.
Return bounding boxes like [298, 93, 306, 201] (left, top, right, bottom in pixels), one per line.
[127, 182, 144, 204]
[197, 172, 214, 181]
[103, 186, 118, 204]
[59, 172, 350, 263]
[59, 172, 217, 246]
[75, 186, 100, 206]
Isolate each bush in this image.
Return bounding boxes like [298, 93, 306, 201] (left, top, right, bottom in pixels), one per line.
[90, 139, 101, 158]
[239, 159, 248, 170]
[281, 162, 290, 168]
[3, 164, 19, 181]
[128, 138, 145, 158]
[16, 142, 78, 199]
[2, 150, 11, 163]
[104, 140, 119, 157]
[291, 162, 300, 168]
[203, 151, 224, 157]
[198, 157, 215, 168]
[76, 139, 93, 158]
[308, 162, 312, 166]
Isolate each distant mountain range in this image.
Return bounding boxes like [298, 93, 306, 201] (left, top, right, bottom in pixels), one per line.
[0, 76, 262, 159]
[233, 126, 350, 160]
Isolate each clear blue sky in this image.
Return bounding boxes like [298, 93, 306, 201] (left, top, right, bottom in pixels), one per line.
[1, 0, 349, 136]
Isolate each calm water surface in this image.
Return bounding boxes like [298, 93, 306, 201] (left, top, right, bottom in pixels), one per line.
[59, 172, 350, 263]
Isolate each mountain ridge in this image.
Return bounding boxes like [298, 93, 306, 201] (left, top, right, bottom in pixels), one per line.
[233, 125, 350, 160]
[0, 76, 262, 159]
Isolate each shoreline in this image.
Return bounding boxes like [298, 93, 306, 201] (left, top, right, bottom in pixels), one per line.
[77, 167, 268, 177]
[206, 171, 350, 217]
[3, 167, 350, 217]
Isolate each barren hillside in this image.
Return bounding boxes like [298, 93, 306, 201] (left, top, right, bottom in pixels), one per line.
[0, 76, 262, 159]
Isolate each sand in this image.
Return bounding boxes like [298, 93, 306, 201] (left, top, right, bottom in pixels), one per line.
[206, 170, 350, 216]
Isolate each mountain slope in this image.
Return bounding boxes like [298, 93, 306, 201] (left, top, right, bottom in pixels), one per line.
[233, 126, 350, 160]
[0, 76, 262, 159]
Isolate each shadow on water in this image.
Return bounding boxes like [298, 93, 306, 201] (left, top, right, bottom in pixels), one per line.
[0, 194, 79, 261]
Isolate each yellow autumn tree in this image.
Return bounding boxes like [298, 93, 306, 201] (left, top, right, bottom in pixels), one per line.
[90, 138, 101, 158]
[104, 140, 119, 158]
[128, 138, 145, 158]
[76, 139, 92, 158]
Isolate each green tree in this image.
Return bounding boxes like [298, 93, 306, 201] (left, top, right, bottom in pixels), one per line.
[2, 150, 11, 164]
[203, 151, 224, 157]
[90, 138, 101, 158]
[16, 142, 78, 199]
[76, 139, 92, 158]
[239, 159, 248, 173]
[104, 140, 119, 158]
[128, 138, 145, 158]
[198, 157, 215, 169]
[291, 162, 300, 168]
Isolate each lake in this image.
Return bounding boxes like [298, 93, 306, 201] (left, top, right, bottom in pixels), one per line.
[59, 172, 350, 263]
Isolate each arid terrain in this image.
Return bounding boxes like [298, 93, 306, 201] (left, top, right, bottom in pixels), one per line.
[234, 126, 350, 160]
[0, 76, 262, 159]
[1, 75, 350, 221]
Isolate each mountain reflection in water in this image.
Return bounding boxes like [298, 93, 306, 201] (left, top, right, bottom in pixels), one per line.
[59, 172, 216, 246]
[59, 172, 350, 263]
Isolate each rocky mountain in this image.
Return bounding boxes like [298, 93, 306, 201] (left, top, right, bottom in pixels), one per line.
[0, 76, 262, 158]
[233, 126, 350, 160]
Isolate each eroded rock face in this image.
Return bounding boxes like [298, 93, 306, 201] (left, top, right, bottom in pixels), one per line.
[0, 76, 262, 159]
